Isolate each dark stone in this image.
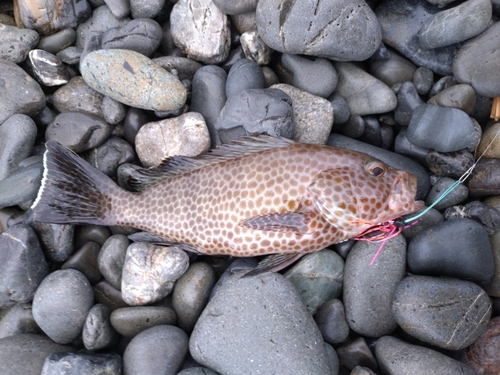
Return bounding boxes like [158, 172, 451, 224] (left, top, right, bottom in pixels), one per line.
[394, 128, 429, 165]
[464, 201, 500, 235]
[74, 225, 111, 248]
[28, 49, 70, 86]
[426, 149, 474, 179]
[153, 56, 203, 82]
[226, 58, 264, 98]
[36, 28, 76, 55]
[314, 299, 350, 345]
[61, 241, 102, 284]
[336, 337, 378, 371]
[408, 218, 494, 286]
[0, 303, 41, 339]
[369, 48, 416, 87]
[85, 137, 135, 176]
[93, 280, 129, 310]
[212, 0, 257, 15]
[56, 46, 83, 65]
[30, 221, 74, 263]
[328, 94, 350, 125]
[393, 275, 491, 349]
[464, 316, 500, 375]
[102, 96, 126, 125]
[52, 76, 105, 118]
[0, 161, 43, 209]
[340, 115, 365, 139]
[41, 352, 122, 375]
[359, 116, 383, 148]
[98, 234, 129, 290]
[394, 82, 425, 126]
[412, 67, 434, 95]
[110, 306, 177, 337]
[427, 84, 476, 114]
[467, 158, 500, 197]
[425, 177, 469, 211]
[429, 75, 457, 96]
[123, 108, 154, 146]
[83, 303, 119, 351]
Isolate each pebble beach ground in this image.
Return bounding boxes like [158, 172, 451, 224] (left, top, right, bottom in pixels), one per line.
[1, 0, 500, 374]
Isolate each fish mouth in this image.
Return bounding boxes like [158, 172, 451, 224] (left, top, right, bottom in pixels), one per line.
[388, 172, 425, 215]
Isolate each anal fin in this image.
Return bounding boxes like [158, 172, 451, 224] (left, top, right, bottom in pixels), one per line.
[243, 252, 305, 277]
[127, 231, 202, 254]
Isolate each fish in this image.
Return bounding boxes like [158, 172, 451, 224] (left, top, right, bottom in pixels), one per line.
[31, 136, 424, 273]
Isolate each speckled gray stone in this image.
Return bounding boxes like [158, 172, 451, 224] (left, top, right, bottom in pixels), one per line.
[0, 24, 39, 63]
[52, 76, 105, 118]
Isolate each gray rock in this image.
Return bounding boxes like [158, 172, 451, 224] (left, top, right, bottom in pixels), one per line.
[98, 234, 129, 290]
[226, 58, 264, 98]
[86, 136, 135, 176]
[413, 66, 434, 95]
[314, 299, 350, 345]
[394, 82, 426, 126]
[256, 0, 381, 61]
[429, 75, 457, 96]
[56, 46, 83, 64]
[418, 0, 492, 49]
[0, 24, 39, 63]
[0, 304, 41, 339]
[110, 306, 177, 337]
[52, 76, 105, 118]
[271, 83, 334, 144]
[427, 84, 476, 114]
[103, 0, 130, 18]
[426, 147, 475, 180]
[37, 28, 76, 54]
[177, 368, 219, 375]
[190, 272, 334, 375]
[407, 104, 476, 152]
[425, 177, 469, 211]
[45, 112, 112, 153]
[336, 337, 378, 371]
[0, 60, 45, 124]
[28, 49, 70, 86]
[41, 352, 122, 375]
[369, 48, 417, 87]
[123, 325, 188, 375]
[135, 112, 211, 168]
[340, 114, 365, 139]
[328, 94, 350, 125]
[453, 21, 500, 97]
[240, 30, 273, 65]
[152, 56, 203, 82]
[121, 243, 189, 306]
[93, 280, 129, 310]
[83, 303, 119, 351]
[102, 96, 127, 125]
[61, 241, 102, 285]
[284, 249, 344, 314]
[212, 0, 257, 15]
[393, 275, 491, 349]
[333, 62, 397, 116]
[0, 334, 73, 375]
[0, 159, 43, 208]
[343, 235, 406, 337]
[375, 336, 477, 375]
[75, 225, 111, 248]
[407, 218, 494, 287]
[277, 54, 338, 98]
[29, 222, 74, 263]
[130, 0, 164, 18]
[172, 262, 216, 333]
[401, 207, 444, 239]
[32, 269, 94, 344]
[171, 0, 231, 64]
[0, 114, 37, 181]
[81, 49, 187, 111]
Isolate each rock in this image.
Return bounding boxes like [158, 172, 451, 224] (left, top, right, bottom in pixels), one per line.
[170, 0, 231, 64]
[283, 249, 344, 314]
[392, 275, 492, 349]
[28, 49, 70, 86]
[0, 114, 37, 181]
[477, 122, 500, 158]
[121, 243, 189, 306]
[425, 177, 469, 211]
[74, 225, 111, 248]
[152, 56, 203, 82]
[413, 66, 434, 95]
[36, 27, 76, 55]
[375, 336, 477, 375]
[394, 82, 425, 126]
[41, 352, 122, 375]
[418, 0, 492, 49]
[225, 58, 264, 98]
[0, 303, 41, 339]
[467, 158, 500, 197]
[0, 161, 43, 209]
[0, 334, 73, 375]
[0, 24, 39, 63]
[329, 94, 350, 125]
[464, 316, 500, 374]
[82, 303, 119, 351]
[93, 280, 129, 310]
[453, 21, 500, 97]
[314, 299, 350, 345]
[32, 269, 94, 344]
[426, 149, 475, 179]
[30, 222, 72, 261]
[336, 337, 378, 371]
[190, 272, 334, 374]
[407, 104, 476, 152]
[130, 0, 163, 18]
[427, 84, 476, 114]
[212, 0, 257, 15]
[256, 0, 381, 61]
[177, 368, 219, 375]
[56, 46, 82, 64]
[102, 96, 126, 125]
[240, 30, 273, 65]
[407, 218, 494, 287]
[333, 62, 397, 116]
[98, 234, 129, 290]
[369, 48, 417, 87]
[271, 83, 334, 144]
[123, 325, 188, 375]
[462, 201, 500, 235]
[85, 136, 135, 176]
[80, 49, 187, 111]
[0, 60, 45, 124]
[276, 54, 338, 98]
[61, 241, 102, 284]
[45, 112, 111, 153]
[0, 224, 48, 308]
[52, 76, 105, 118]
[343, 235, 406, 337]
[135, 112, 211, 168]
[110, 306, 177, 337]
[172, 262, 216, 333]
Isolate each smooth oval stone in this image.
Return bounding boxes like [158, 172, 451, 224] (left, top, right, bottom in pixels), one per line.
[284, 249, 344, 315]
[29, 221, 74, 263]
[314, 299, 350, 345]
[41, 352, 122, 375]
[0, 160, 43, 209]
[271, 83, 334, 144]
[33, 269, 94, 344]
[102, 18, 163, 57]
[0, 224, 48, 308]
[477, 122, 500, 158]
[393, 275, 492, 350]
[52, 76, 105, 118]
[57, 46, 83, 64]
[394, 81, 425, 126]
[413, 66, 434, 95]
[82, 303, 119, 351]
[61, 241, 102, 284]
[0, 24, 39, 63]
[277, 54, 337, 98]
[190, 272, 334, 374]
[376, 336, 477, 375]
[336, 337, 378, 371]
[98, 234, 129, 290]
[256, 0, 381, 61]
[172, 262, 216, 333]
[28, 49, 70, 86]
[328, 94, 350, 125]
[0, 334, 73, 375]
[80, 49, 187, 111]
[212, 0, 257, 15]
[407, 218, 494, 287]
[427, 83, 476, 114]
[407, 104, 476, 152]
[333, 62, 397, 116]
[418, 0, 491, 49]
[226, 58, 264, 98]
[75, 225, 111, 248]
[170, 0, 230, 64]
[369, 48, 417, 88]
[0, 60, 45, 124]
[36, 28, 76, 54]
[123, 325, 188, 375]
[135, 112, 211, 168]
[0, 303, 40, 339]
[121, 244, 189, 306]
[464, 316, 500, 374]
[102, 96, 126, 124]
[343, 235, 406, 338]
[103, 0, 130, 21]
[453, 21, 500, 97]
[46, 112, 111, 153]
[0, 114, 37, 181]
[110, 306, 177, 337]
[467, 158, 500, 197]
[425, 177, 469, 211]
[426, 149, 475, 179]
[340, 115, 365, 139]
[240, 30, 273, 66]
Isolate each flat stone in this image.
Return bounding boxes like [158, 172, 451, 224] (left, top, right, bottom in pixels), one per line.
[427, 84, 476, 114]
[52, 76, 105, 118]
[369, 48, 417, 87]
[80, 49, 187, 111]
[0, 23, 39, 63]
[111, 306, 177, 337]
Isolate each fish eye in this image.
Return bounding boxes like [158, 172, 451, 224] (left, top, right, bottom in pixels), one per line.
[366, 162, 385, 177]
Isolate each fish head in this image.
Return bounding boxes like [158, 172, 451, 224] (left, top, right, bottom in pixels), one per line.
[308, 152, 424, 235]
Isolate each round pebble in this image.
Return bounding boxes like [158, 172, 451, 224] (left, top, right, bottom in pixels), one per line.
[110, 306, 177, 337]
[369, 48, 416, 88]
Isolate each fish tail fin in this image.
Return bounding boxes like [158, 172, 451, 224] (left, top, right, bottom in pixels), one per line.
[31, 140, 122, 226]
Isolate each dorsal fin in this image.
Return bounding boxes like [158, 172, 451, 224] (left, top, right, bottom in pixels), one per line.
[129, 135, 295, 191]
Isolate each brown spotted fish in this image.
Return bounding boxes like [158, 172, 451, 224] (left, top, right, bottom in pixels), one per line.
[31, 136, 424, 273]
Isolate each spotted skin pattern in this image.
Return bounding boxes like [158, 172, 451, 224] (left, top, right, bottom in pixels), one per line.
[106, 142, 423, 257]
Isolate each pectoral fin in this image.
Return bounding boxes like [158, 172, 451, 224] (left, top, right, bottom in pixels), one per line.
[241, 211, 317, 234]
[243, 252, 305, 277]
